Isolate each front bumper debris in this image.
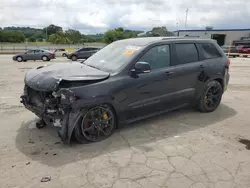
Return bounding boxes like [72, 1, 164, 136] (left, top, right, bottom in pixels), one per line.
[20, 87, 73, 143]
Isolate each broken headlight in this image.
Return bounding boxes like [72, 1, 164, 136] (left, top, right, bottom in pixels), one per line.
[57, 89, 77, 104]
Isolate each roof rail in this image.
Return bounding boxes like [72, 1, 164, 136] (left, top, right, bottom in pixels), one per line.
[162, 36, 201, 40]
[161, 37, 184, 40]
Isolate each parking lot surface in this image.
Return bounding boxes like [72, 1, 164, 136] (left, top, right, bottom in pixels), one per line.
[0, 55, 250, 188]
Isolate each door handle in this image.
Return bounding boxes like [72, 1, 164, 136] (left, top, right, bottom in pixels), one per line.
[165, 71, 174, 76]
[200, 64, 206, 68]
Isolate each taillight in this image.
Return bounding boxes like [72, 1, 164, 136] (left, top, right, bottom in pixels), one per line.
[226, 58, 230, 68]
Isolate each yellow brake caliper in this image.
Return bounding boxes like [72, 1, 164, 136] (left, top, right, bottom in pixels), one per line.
[103, 112, 108, 120]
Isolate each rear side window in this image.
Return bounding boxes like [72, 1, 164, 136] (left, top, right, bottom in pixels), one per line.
[174, 43, 198, 65]
[199, 43, 222, 59]
[89, 48, 98, 51]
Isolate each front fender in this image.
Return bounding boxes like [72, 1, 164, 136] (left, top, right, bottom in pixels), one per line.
[67, 111, 83, 144]
[72, 95, 114, 110]
[67, 95, 116, 143]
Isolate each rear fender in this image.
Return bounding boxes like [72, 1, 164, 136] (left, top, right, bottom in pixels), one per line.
[194, 73, 224, 102]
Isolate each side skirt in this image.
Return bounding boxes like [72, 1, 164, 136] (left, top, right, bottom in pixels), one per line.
[122, 103, 189, 125]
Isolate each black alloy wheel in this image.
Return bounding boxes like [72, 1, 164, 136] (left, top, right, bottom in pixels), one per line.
[198, 80, 223, 112]
[74, 105, 116, 143]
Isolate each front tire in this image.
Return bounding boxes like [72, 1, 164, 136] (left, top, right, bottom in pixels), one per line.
[16, 56, 23, 62]
[74, 105, 116, 143]
[197, 80, 223, 113]
[71, 55, 77, 61]
[42, 56, 49, 61]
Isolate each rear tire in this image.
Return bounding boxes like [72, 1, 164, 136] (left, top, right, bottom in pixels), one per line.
[197, 80, 223, 113]
[62, 53, 67, 57]
[74, 105, 116, 144]
[71, 55, 77, 61]
[42, 56, 48, 61]
[17, 56, 23, 62]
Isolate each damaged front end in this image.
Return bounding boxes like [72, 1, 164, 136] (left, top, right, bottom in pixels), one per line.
[20, 86, 81, 143]
[20, 62, 110, 143]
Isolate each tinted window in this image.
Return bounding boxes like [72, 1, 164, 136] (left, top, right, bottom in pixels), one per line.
[174, 43, 198, 65]
[139, 45, 170, 70]
[200, 43, 221, 59]
[78, 48, 88, 52]
[88, 48, 98, 51]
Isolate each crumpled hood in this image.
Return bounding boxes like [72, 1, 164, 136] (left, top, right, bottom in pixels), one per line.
[25, 62, 110, 91]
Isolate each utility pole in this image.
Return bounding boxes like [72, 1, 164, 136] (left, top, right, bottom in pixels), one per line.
[46, 27, 48, 42]
[185, 8, 189, 31]
[176, 22, 179, 36]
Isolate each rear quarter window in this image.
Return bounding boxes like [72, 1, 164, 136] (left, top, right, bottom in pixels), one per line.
[199, 43, 222, 59]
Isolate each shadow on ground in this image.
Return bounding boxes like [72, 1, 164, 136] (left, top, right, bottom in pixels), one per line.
[15, 103, 237, 167]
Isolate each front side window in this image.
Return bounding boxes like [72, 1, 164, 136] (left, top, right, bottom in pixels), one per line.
[174, 43, 198, 65]
[138, 45, 170, 70]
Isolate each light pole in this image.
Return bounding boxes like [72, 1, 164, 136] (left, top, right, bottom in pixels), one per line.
[46, 27, 48, 42]
[176, 22, 179, 36]
[185, 8, 189, 31]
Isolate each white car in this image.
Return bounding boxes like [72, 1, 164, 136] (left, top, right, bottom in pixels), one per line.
[54, 49, 68, 57]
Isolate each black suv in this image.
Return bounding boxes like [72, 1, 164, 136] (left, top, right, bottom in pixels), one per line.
[21, 37, 230, 144]
[67, 46, 102, 61]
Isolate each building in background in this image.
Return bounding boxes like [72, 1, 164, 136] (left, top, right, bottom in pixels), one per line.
[174, 28, 250, 46]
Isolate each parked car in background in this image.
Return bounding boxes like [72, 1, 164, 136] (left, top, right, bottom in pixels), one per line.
[54, 48, 68, 57]
[13, 49, 55, 62]
[221, 45, 238, 57]
[67, 46, 102, 61]
[238, 45, 250, 54]
[20, 37, 230, 143]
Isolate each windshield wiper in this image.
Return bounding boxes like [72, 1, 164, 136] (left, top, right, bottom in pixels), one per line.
[87, 64, 100, 70]
[80, 61, 100, 70]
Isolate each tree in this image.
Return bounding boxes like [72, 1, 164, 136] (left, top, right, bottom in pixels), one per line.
[104, 27, 136, 44]
[65, 29, 83, 44]
[151, 26, 174, 36]
[28, 37, 36, 42]
[48, 31, 70, 44]
[0, 30, 25, 42]
[43, 24, 63, 36]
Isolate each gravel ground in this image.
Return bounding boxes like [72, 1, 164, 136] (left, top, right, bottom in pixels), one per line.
[0, 55, 250, 188]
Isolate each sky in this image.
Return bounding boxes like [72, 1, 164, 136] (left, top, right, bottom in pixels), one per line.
[0, 0, 250, 34]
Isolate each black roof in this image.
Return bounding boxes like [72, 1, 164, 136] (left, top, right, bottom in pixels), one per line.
[115, 37, 215, 46]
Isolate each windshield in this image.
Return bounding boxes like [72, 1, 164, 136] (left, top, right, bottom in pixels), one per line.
[84, 42, 142, 73]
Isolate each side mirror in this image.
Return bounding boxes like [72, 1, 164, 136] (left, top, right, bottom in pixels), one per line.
[131, 62, 151, 74]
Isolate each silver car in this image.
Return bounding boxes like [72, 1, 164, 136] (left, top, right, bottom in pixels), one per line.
[53, 48, 68, 57]
[13, 49, 55, 62]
